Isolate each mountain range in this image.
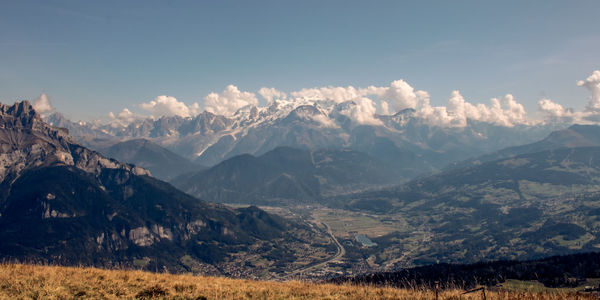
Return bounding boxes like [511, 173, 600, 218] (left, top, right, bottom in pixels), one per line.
[6, 98, 600, 279]
[172, 146, 407, 205]
[45, 100, 560, 176]
[0, 101, 331, 277]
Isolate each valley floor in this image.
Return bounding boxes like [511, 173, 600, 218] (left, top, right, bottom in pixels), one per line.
[0, 264, 595, 299]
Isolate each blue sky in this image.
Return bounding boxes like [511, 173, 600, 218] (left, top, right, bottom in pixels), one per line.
[1, 0, 599, 121]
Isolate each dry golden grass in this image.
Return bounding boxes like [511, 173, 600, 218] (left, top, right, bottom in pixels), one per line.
[0, 264, 595, 299]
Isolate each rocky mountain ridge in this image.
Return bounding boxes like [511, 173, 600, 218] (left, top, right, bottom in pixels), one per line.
[46, 99, 561, 170]
[0, 101, 149, 185]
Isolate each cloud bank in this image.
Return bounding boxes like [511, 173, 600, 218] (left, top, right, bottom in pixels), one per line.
[105, 70, 600, 128]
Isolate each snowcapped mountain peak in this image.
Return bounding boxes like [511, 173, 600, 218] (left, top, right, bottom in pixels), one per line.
[36, 98, 563, 168]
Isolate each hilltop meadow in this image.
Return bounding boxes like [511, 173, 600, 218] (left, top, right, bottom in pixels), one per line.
[0, 264, 595, 300]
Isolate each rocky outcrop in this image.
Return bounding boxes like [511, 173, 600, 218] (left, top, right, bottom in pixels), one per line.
[0, 101, 149, 184]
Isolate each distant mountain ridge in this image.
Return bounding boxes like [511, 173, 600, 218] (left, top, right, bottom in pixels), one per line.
[451, 124, 600, 169]
[98, 139, 205, 181]
[335, 145, 600, 268]
[172, 146, 409, 205]
[45, 100, 560, 177]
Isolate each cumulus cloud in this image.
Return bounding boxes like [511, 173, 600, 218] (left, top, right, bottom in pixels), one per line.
[33, 93, 54, 114]
[578, 70, 600, 112]
[338, 97, 383, 126]
[117, 108, 134, 120]
[140, 95, 200, 118]
[288, 85, 387, 124]
[380, 80, 423, 112]
[415, 91, 530, 127]
[258, 87, 287, 103]
[536, 70, 600, 124]
[279, 80, 532, 127]
[106, 70, 600, 128]
[498, 94, 528, 125]
[538, 98, 573, 120]
[290, 86, 364, 103]
[107, 108, 141, 127]
[204, 85, 259, 116]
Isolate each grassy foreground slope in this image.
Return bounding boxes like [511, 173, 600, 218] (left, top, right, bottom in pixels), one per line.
[0, 264, 594, 300]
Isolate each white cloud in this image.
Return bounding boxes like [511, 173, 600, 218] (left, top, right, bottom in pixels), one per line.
[578, 70, 600, 112]
[117, 108, 134, 120]
[380, 80, 423, 112]
[415, 91, 530, 127]
[105, 70, 600, 128]
[290, 86, 363, 103]
[279, 80, 532, 127]
[338, 97, 383, 126]
[380, 101, 390, 115]
[33, 93, 54, 114]
[498, 94, 528, 125]
[258, 87, 287, 103]
[311, 113, 338, 128]
[204, 85, 259, 116]
[535, 70, 600, 124]
[538, 98, 574, 120]
[140, 95, 200, 118]
[108, 108, 141, 127]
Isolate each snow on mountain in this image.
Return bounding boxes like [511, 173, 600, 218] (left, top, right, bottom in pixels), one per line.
[43, 97, 562, 172]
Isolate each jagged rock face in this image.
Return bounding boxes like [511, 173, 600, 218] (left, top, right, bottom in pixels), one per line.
[0, 101, 149, 184]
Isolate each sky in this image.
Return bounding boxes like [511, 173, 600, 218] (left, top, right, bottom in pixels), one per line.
[1, 0, 599, 122]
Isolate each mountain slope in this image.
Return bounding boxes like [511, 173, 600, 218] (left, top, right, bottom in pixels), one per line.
[334, 252, 600, 289]
[173, 146, 407, 205]
[0, 101, 331, 277]
[99, 138, 205, 181]
[452, 124, 600, 169]
[337, 146, 600, 267]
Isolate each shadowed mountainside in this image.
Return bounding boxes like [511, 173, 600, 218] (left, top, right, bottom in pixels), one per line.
[173, 146, 408, 205]
[98, 138, 206, 181]
[333, 146, 600, 267]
